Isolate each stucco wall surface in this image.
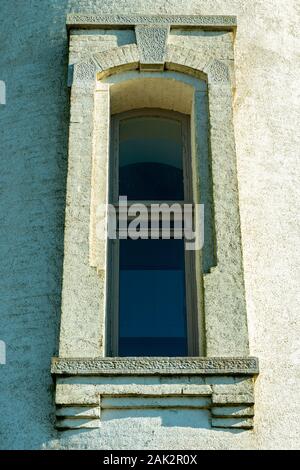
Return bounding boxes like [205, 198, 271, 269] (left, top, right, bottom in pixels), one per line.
[0, 0, 299, 450]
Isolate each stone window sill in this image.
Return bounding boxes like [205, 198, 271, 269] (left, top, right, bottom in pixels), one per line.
[52, 357, 258, 430]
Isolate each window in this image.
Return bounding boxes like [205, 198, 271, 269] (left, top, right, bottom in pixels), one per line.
[107, 109, 198, 357]
[53, 15, 257, 431]
[118, 114, 184, 200]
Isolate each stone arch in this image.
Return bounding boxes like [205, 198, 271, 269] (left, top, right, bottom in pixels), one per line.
[72, 44, 228, 86]
[108, 75, 197, 115]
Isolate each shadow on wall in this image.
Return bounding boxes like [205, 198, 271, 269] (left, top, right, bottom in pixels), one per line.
[48, 410, 246, 449]
[101, 408, 211, 429]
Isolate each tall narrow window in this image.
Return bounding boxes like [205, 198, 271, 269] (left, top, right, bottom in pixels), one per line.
[119, 116, 184, 200]
[108, 109, 198, 357]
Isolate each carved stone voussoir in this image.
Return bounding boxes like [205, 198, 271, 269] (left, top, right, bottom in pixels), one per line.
[135, 25, 169, 69]
[52, 356, 259, 376]
[57, 11, 259, 435]
[73, 59, 97, 85]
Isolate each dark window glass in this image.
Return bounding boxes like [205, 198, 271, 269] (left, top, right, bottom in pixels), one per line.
[119, 116, 184, 200]
[118, 239, 187, 356]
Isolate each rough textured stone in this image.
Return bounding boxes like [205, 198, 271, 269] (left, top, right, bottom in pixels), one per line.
[54, 11, 257, 437]
[51, 357, 259, 375]
[73, 59, 97, 83]
[53, 373, 255, 430]
[61, 14, 249, 363]
[211, 406, 254, 417]
[211, 417, 253, 429]
[67, 13, 237, 29]
[135, 25, 169, 70]
[169, 29, 234, 60]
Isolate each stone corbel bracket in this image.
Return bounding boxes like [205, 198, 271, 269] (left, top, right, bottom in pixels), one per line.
[52, 357, 258, 430]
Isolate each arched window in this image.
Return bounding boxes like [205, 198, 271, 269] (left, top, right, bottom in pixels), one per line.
[52, 15, 258, 432]
[108, 109, 198, 357]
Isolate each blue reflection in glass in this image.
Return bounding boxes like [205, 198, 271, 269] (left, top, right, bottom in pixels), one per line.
[119, 116, 184, 200]
[119, 239, 187, 356]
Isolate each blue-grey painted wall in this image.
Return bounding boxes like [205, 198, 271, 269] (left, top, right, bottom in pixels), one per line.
[1, 0, 299, 449]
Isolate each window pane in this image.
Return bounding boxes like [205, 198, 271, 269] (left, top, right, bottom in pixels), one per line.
[119, 116, 184, 200]
[118, 239, 187, 356]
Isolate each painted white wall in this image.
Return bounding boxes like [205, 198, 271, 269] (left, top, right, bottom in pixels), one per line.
[0, 0, 299, 449]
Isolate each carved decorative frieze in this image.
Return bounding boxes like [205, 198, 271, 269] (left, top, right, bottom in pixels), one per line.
[52, 357, 259, 376]
[67, 14, 237, 30]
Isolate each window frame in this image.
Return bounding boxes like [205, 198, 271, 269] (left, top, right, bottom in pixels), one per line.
[52, 15, 258, 431]
[107, 108, 199, 357]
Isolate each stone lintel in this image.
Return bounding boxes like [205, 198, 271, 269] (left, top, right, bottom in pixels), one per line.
[51, 357, 259, 376]
[66, 14, 237, 31]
